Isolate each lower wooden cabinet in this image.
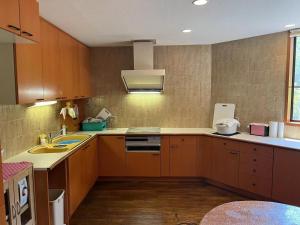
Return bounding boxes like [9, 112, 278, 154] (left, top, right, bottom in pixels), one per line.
[98, 136, 126, 177]
[211, 138, 240, 187]
[198, 136, 213, 178]
[239, 143, 273, 197]
[126, 152, 161, 177]
[68, 138, 98, 216]
[169, 136, 198, 177]
[272, 148, 300, 206]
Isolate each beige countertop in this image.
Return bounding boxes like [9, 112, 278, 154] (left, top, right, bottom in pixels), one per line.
[5, 128, 300, 171]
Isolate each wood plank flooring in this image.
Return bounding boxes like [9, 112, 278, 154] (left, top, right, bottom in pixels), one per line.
[70, 181, 247, 225]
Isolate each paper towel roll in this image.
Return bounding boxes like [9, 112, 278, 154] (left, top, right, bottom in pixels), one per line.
[277, 122, 285, 138]
[269, 121, 278, 138]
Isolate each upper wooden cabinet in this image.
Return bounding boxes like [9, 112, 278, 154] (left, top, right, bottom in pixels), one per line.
[98, 136, 126, 177]
[169, 136, 198, 177]
[78, 43, 92, 98]
[40, 18, 61, 100]
[0, 0, 20, 35]
[272, 148, 300, 206]
[15, 42, 44, 104]
[0, 0, 40, 42]
[19, 0, 40, 42]
[58, 32, 79, 100]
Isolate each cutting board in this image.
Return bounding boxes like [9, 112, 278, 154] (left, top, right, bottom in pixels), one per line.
[212, 103, 235, 129]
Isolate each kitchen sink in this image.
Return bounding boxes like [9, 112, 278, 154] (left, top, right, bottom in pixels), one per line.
[52, 134, 91, 145]
[28, 134, 91, 154]
[28, 145, 70, 154]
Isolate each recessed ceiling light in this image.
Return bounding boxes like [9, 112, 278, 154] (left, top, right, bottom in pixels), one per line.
[285, 24, 296, 28]
[193, 0, 208, 6]
[182, 29, 192, 33]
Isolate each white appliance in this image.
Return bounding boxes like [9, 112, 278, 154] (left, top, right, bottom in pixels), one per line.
[212, 103, 236, 129]
[215, 118, 240, 135]
[121, 40, 166, 93]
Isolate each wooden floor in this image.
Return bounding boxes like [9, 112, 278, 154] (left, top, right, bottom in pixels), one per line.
[70, 181, 247, 225]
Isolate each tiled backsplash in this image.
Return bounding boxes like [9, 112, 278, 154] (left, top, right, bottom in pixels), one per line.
[0, 104, 61, 160]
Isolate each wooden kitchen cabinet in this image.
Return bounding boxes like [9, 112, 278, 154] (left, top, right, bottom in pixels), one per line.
[211, 138, 239, 187]
[0, 154, 6, 225]
[160, 136, 170, 176]
[0, 0, 40, 41]
[98, 136, 126, 177]
[0, 0, 20, 35]
[169, 136, 198, 177]
[15, 42, 44, 104]
[126, 152, 161, 177]
[59, 31, 79, 100]
[19, 0, 40, 42]
[198, 136, 213, 178]
[78, 43, 92, 98]
[68, 137, 98, 216]
[272, 148, 300, 206]
[239, 143, 273, 198]
[40, 18, 61, 100]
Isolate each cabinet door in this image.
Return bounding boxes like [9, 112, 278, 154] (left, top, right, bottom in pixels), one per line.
[68, 149, 85, 216]
[198, 136, 213, 178]
[126, 152, 161, 177]
[40, 19, 61, 100]
[170, 136, 198, 177]
[98, 136, 126, 177]
[13, 168, 35, 225]
[0, 0, 21, 35]
[59, 32, 79, 99]
[78, 43, 92, 98]
[85, 138, 98, 189]
[19, 0, 40, 42]
[239, 143, 273, 197]
[15, 42, 44, 104]
[273, 148, 300, 206]
[211, 139, 239, 187]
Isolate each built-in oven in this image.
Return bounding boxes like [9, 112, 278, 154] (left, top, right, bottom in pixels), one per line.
[125, 136, 161, 152]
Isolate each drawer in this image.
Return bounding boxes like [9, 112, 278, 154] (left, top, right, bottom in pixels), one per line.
[239, 161, 272, 179]
[239, 172, 272, 197]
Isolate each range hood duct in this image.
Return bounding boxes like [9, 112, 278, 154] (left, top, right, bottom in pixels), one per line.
[121, 40, 165, 93]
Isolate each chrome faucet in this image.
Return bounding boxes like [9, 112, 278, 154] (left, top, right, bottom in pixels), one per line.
[48, 129, 64, 144]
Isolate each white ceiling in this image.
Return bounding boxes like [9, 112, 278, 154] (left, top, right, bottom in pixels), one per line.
[40, 0, 300, 47]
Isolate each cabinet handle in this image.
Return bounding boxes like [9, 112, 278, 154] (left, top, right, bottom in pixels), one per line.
[223, 143, 227, 145]
[252, 183, 256, 187]
[253, 148, 257, 151]
[12, 205, 17, 219]
[230, 151, 238, 155]
[253, 159, 257, 162]
[253, 169, 256, 173]
[7, 24, 20, 31]
[22, 31, 33, 37]
[36, 98, 45, 101]
[116, 137, 124, 140]
[84, 145, 90, 150]
[16, 201, 21, 215]
[152, 153, 160, 156]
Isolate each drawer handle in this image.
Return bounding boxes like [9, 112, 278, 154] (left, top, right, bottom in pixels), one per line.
[12, 204, 17, 219]
[22, 31, 33, 37]
[36, 98, 45, 101]
[152, 153, 160, 156]
[116, 137, 124, 140]
[253, 169, 256, 173]
[252, 183, 256, 187]
[253, 159, 257, 162]
[253, 148, 257, 151]
[230, 151, 238, 155]
[83, 145, 90, 150]
[7, 24, 20, 31]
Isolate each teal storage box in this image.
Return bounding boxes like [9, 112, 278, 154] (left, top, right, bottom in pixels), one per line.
[81, 121, 107, 131]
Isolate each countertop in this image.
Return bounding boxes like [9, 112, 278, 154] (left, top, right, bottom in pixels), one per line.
[5, 128, 300, 171]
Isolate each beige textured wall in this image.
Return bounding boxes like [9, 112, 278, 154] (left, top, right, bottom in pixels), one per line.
[87, 45, 212, 128]
[211, 32, 288, 130]
[0, 104, 61, 159]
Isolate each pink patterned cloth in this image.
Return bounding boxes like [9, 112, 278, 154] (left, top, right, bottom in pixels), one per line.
[200, 201, 300, 225]
[2, 162, 32, 182]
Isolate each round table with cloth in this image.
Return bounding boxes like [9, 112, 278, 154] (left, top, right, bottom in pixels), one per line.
[200, 201, 300, 225]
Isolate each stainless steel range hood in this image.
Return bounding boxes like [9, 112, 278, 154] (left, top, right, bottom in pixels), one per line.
[121, 40, 165, 93]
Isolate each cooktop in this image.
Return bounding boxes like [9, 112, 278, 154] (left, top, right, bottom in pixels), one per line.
[126, 127, 161, 134]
